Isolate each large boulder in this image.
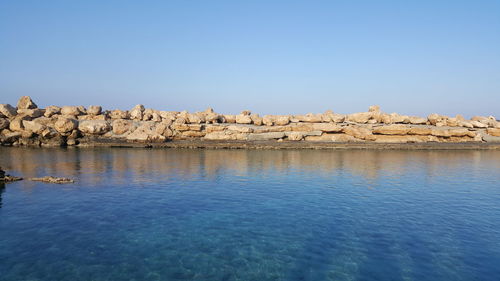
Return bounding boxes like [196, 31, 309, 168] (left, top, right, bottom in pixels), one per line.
[78, 120, 111, 135]
[342, 126, 375, 140]
[17, 96, 37, 109]
[87, 105, 102, 115]
[130, 104, 145, 120]
[54, 117, 78, 133]
[9, 117, 29, 132]
[126, 121, 165, 142]
[346, 112, 372, 124]
[112, 119, 134, 135]
[17, 108, 44, 118]
[274, 115, 290, 126]
[44, 106, 61, 117]
[61, 106, 82, 116]
[22, 120, 46, 134]
[0, 104, 17, 118]
[110, 110, 130, 119]
[373, 124, 410, 135]
[236, 114, 252, 124]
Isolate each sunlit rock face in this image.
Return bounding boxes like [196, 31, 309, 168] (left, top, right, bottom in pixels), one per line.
[0, 97, 499, 147]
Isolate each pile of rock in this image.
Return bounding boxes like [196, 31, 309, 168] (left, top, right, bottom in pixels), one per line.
[1, 96, 499, 146]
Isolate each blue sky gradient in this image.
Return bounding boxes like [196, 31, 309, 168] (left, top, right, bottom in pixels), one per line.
[1, 0, 499, 117]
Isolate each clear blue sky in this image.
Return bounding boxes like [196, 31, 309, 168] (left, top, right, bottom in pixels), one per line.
[1, 0, 499, 117]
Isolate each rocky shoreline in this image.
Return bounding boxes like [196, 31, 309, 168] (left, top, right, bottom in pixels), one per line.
[1, 96, 500, 149]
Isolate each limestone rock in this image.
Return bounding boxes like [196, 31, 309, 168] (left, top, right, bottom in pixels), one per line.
[130, 104, 145, 120]
[22, 120, 46, 134]
[61, 106, 82, 116]
[112, 119, 134, 135]
[487, 128, 500, 137]
[30, 176, 74, 184]
[347, 112, 372, 124]
[110, 110, 130, 119]
[17, 108, 44, 118]
[374, 135, 430, 143]
[247, 132, 285, 141]
[17, 96, 37, 109]
[312, 123, 343, 132]
[471, 121, 488, 128]
[262, 115, 274, 126]
[390, 113, 410, 124]
[223, 115, 236, 123]
[87, 105, 102, 115]
[54, 117, 78, 133]
[78, 120, 111, 135]
[373, 124, 410, 135]
[44, 106, 61, 117]
[408, 127, 432, 135]
[368, 105, 380, 112]
[274, 115, 290, 126]
[0, 104, 17, 118]
[126, 122, 165, 142]
[331, 134, 361, 142]
[287, 132, 304, 141]
[227, 125, 253, 133]
[343, 126, 375, 140]
[409, 116, 427, 125]
[236, 114, 252, 124]
[250, 114, 263, 126]
[9, 117, 29, 132]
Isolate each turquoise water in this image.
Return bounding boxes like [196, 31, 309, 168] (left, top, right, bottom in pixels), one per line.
[1, 148, 500, 281]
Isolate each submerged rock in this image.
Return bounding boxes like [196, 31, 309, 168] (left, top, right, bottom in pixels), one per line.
[29, 176, 74, 184]
[0, 167, 23, 182]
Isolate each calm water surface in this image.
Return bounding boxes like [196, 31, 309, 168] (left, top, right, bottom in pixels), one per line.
[0, 148, 499, 281]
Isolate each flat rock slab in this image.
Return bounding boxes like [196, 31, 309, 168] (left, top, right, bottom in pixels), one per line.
[29, 176, 75, 184]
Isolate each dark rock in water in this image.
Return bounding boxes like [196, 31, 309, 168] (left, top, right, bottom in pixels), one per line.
[29, 176, 74, 184]
[0, 167, 23, 182]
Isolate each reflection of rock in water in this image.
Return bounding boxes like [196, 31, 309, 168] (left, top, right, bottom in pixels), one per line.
[0, 182, 5, 208]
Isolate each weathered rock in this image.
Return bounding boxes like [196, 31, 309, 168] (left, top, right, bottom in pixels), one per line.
[224, 115, 236, 123]
[262, 115, 274, 126]
[390, 113, 410, 124]
[247, 132, 285, 141]
[250, 114, 263, 126]
[17, 96, 37, 109]
[126, 122, 165, 142]
[0, 104, 17, 118]
[331, 134, 361, 142]
[236, 114, 252, 124]
[471, 120, 488, 128]
[29, 176, 74, 184]
[112, 119, 134, 135]
[287, 132, 305, 141]
[61, 106, 82, 116]
[87, 105, 102, 115]
[373, 124, 410, 135]
[274, 116, 290, 126]
[110, 110, 130, 119]
[374, 135, 430, 143]
[227, 125, 253, 133]
[9, 117, 28, 132]
[428, 113, 446, 126]
[130, 104, 145, 120]
[409, 116, 427, 125]
[78, 120, 111, 135]
[343, 126, 375, 140]
[44, 106, 61, 117]
[487, 128, 500, 137]
[347, 112, 372, 124]
[368, 105, 380, 112]
[312, 123, 343, 132]
[0, 118, 9, 130]
[22, 120, 46, 134]
[54, 117, 78, 133]
[408, 127, 432, 135]
[17, 108, 44, 118]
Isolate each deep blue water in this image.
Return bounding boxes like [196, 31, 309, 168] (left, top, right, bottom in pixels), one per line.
[1, 148, 500, 281]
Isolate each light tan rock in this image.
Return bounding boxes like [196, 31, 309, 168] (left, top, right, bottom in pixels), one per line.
[9, 117, 28, 132]
[224, 115, 236, 123]
[17, 96, 37, 109]
[236, 114, 252, 124]
[343, 126, 375, 140]
[368, 105, 380, 112]
[390, 113, 410, 124]
[331, 134, 361, 142]
[247, 132, 285, 141]
[78, 120, 111, 135]
[347, 112, 373, 124]
[205, 112, 223, 123]
[61, 106, 82, 116]
[288, 124, 314, 132]
[0, 104, 17, 118]
[22, 120, 46, 134]
[487, 128, 500, 137]
[374, 135, 430, 143]
[448, 128, 475, 137]
[112, 119, 134, 135]
[430, 128, 451, 137]
[78, 114, 107, 121]
[287, 132, 304, 141]
[262, 115, 274, 126]
[87, 106, 102, 115]
[458, 121, 474, 128]
[126, 121, 165, 142]
[275, 115, 290, 126]
[227, 125, 253, 133]
[409, 116, 427, 125]
[445, 118, 459, 127]
[44, 106, 61, 117]
[110, 110, 130, 119]
[312, 123, 343, 132]
[130, 104, 145, 120]
[250, 114, 263, 126]
[373, 124, 410, 135]
[379, 113, 392, 124]
[428, 113, 446, 125]
[205, 124, 226, 133]
[408, 127, 432, 135]
[186, 113, 203, 124]
[471, 120, 488, 128]
[54, 117, 78, 133]
[155, 121, 173, 138]
[17, 108, 44, 118]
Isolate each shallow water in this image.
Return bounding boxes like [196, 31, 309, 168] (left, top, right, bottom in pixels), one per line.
[0, 148, 500, 281]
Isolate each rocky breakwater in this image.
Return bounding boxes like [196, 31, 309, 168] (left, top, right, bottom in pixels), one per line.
[1, 97, 500, 148]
